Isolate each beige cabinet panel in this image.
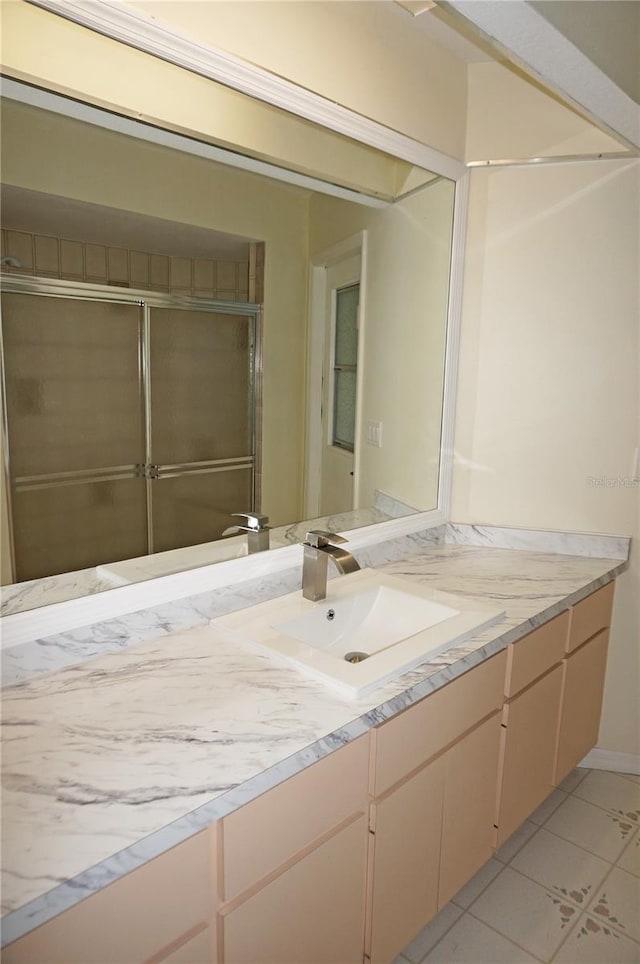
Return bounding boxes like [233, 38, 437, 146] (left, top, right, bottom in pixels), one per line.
[496, 665, 563, 846]
[221, 815, 368, 964]
[368, 756, 445, 964]
[222, 734, 368, 900]
[504, 613, 568, 697]
[439, 713, 502, 909]
[156, 926, 214, 963]
[555, 629, 610, 783]
[4, 831, 212, 964]
[567, 582, 615, 653]
[373, 651, 506, 796]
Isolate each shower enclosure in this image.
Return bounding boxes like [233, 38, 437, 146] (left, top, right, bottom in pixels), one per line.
[0, 277, 260, 582]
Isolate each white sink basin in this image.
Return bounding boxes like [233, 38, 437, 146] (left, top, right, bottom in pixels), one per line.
[277, 586, 459, 656]
[212, 569, 505, 698]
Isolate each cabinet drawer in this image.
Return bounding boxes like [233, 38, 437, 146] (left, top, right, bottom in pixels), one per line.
[372, 651, 507, 797]
[222, 734, 368, 900]
[3, 831, 212, 964]
[504, 612, 568, 697]
[568, 582, 615, 653]
[221, 815, 368, 964]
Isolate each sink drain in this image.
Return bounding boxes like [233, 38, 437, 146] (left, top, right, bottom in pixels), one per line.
[344, 651, 370, 663]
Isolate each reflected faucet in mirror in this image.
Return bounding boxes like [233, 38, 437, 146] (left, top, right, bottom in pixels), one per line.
[222, 513, 270, 554]
[301, 531, 361, 602]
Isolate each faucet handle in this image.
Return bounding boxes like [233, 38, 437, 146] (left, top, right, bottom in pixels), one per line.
[304, 530, 347, 548]
[232, 512, 269, 530]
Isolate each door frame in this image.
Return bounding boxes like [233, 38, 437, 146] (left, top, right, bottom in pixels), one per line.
[304, 232, 367, 518]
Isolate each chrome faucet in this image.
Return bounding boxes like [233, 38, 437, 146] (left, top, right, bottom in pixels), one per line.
[222, 512, 270, 553]
[301, 530, 360, 601]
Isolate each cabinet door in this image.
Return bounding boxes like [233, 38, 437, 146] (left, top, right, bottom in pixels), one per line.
[157, 926, 213, 963]
[439, 713, 502, 909]
[496, 665, 563, 846]
[221, 815, 368, 964]
[3, 831, 213, 964]
[555, 630, 609, 784]
[368, 756, 445, 964]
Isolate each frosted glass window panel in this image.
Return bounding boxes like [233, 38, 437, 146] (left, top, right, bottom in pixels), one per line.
[333, 370, 357, 451]
[1, 294, 142, 476]
[334, 284, 359, 367]
[151, 469, 253, 553]
[11, 479, 147, 581]
[150, 308, 253, 465]
[332, 283, 359, 453]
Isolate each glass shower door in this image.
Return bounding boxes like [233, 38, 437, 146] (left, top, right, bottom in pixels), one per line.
[147, 305, 256, 553]
[1, 292, 147, 580]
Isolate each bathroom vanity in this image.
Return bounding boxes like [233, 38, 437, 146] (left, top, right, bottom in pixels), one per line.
[0, 533, 626, 963]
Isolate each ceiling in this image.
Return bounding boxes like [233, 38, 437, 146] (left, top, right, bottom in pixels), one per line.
[1, 185, 254, 260]
[529, 0, 640, 106]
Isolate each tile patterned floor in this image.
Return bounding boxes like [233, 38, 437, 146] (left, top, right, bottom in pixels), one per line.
[394, 768, 640, 964]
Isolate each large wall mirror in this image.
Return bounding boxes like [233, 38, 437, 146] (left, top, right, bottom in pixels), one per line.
[0, 39, 460, 619]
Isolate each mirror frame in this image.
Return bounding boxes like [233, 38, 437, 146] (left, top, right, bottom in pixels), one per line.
[1, 0, 469, 647]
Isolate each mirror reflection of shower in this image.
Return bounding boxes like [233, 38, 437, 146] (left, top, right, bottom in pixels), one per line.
[1, 235, 263, 582]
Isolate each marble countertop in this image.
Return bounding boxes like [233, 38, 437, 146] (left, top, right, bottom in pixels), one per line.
[0, 540, 627, 945]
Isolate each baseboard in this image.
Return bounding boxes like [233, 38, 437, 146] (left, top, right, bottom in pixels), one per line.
[579, 748, 640, 775]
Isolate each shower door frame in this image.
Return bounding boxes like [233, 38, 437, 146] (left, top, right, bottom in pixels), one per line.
[0, 274, 262, 580]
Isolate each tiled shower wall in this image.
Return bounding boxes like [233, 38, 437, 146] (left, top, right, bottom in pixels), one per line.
[1, 228, 250, 301]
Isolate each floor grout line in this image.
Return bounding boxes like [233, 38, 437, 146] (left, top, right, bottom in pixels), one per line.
[464, 908, 546, 963]
[495, 822, 543, 864]
[568, 794, 640, 826]
[613, 772, 640, 787]
[494, 854, 613, 916]
[452, 856, 512, 910]
[549, 906, 587, 963]
[561, 768, 590, 794]
[411, 907, 468, 964]
[534, 819, 631, 866]
[569, 911, 640, 948]
[584, 861, 640, 946]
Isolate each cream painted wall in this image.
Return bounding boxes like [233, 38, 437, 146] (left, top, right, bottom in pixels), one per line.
[452, 159, 640, 756]
[1, 101, 310, 528]
[122, 0, 468, 160]
[466, 62, 624, 162]
[309, 180, 455, 512]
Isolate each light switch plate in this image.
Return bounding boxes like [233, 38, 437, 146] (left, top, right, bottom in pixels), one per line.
[366, 420, 382, 447]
